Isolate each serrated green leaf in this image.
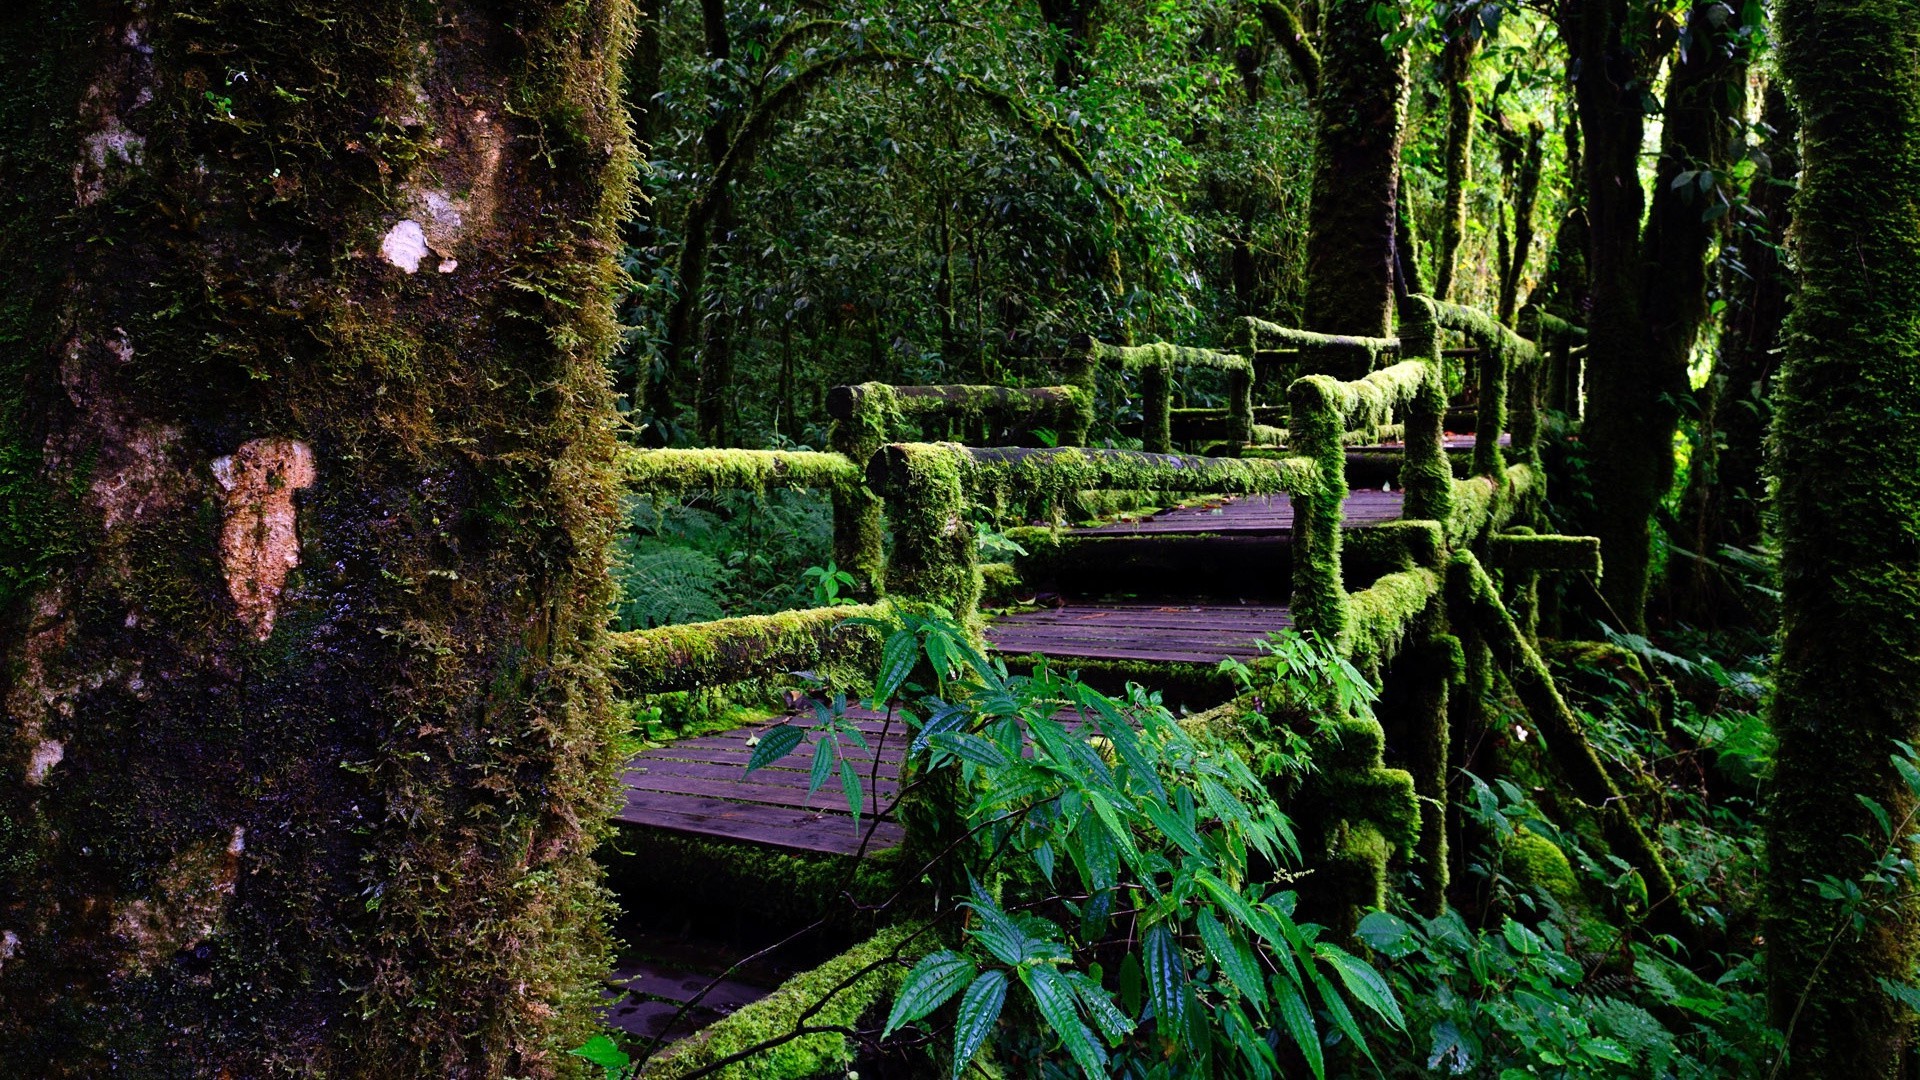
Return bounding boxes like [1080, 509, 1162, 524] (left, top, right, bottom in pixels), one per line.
[1021, 964, 1107, 1079]
[841, 758, 864, 823]
[1356, 910, 1418, 958]
[1143, 923, 1186, 1042]
[746, 723, 806, 773]
[883, 950, 977, 1038]
[1274, 972, 1324, 1080]
[1198, 908, 1266, 1010]
[808, 734, 835, 797]
[1315, 944, 1404, 1029]
[951, 970, 1008, 1079]
[877, 629, 918, 701]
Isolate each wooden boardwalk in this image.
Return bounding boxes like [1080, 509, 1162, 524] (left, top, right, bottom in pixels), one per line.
[615, 483, 1421, 856]
[615, 710, 907, 855]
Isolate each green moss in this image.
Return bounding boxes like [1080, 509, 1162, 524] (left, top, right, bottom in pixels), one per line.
[1345, 520, 1444, 570]
[1346, 568, 1443, 670]
[1486, 533, 1601, 574]
[1501, 831, 1579, 903]
[642, 922, 928, 1080]
[604, 830, 899, 931]
[864, 444, 980, 618]
[1085, 340, 1256, 449]
[608, 603, 887, 694]
[619, 448, 861, 498]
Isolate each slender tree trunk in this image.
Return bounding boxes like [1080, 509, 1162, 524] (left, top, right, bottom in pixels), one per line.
[1570, 0, 1738, 630]
[1434, 32, 1476, 302]
[1302, 0, 1410, 353]
[0, 2, 630, 1075]
[1766, 1, 1920, 1072]
[662, 0, 735, 429]
[1680, 83, 1797, 612]
[1498, 122, 1544, 326]
[1037, 0, 1098, 89]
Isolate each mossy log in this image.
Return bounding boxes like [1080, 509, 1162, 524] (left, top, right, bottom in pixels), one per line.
[1486, 533, 1602, 574]
[641, 922, 928, 1079]
[619, 448, 862, 497]
[1082, 339, 1255, 450]
[609, 603, 887, 694]
[0, 2, 634, 1072]
[1447, 553, 1685, 935]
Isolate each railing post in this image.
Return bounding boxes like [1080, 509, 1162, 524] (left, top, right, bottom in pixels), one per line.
[828, 383, 904, 599]
[1227, 362, 1255, 447]
[1472, 333, 1509, 478]
[866, 443, 980, 621]
[1396, 295, 1453, 523]
[1287, 376, 1350, 643]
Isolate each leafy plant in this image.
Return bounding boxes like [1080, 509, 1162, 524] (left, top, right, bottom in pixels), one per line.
[801, 560, 860, 607]
[747, 610, 1404, 1078]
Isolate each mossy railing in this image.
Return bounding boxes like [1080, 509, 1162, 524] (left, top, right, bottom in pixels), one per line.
[615, 447, 886, 695]
[1243, 316, 1401, 390]
[827, 380, 1094, 594]
[1521, 304, 1589, 420]
[1076, 337, 1257, 452]
[1399, 294, 1546, 474]
[866, 443, 1319, 622]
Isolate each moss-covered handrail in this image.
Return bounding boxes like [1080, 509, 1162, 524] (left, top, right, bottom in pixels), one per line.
[619, 447, 878, 599]
[827, 381, 1095, 594]
[1286, 356, 1450, 643]
[866, 442, 1319, 620]
[1401, 294, 1546, 475]
[1077, 338, 1256, 452]
[1243, 316, 1400, 389]
[608, 602, 888, 695]
[1520, 304, 1588, 420]
[618, 447, 862, 496]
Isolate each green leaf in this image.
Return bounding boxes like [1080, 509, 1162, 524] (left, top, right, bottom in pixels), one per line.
[1857, 793, 1893, 838]
[1143, 923, 1186, 1041]
[841, 758, 864, 823]
[883, 950, 977, 1037]
[1020, 964, 1108, 1079]
[1583, 1036, 1634, 1064]
[1142, 799, 1206, 857]
[746, 723, 806, 773]
[930, 731, 1009, 767]
[568, 1034, 630, 1070]
[1356, 910, 1418, 958]
[1198, 908, 1267, 1010]
[808, 733, 835, 797]
[951, 970, 1008, 1079]
[877, 628, 919, 701]
[1274, 972, 1324, 1080]
[1315, 944, 1404, 1029]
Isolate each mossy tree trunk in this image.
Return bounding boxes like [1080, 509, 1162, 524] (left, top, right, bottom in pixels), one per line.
[1675, 83, 1797, 619]
[1433, 27, 1477, 303]
[1566, 0, 1740, 630]
[1302, 0, 1409, 352]
[0, 3, 631, 1075]
[1765, 0, 1920, 1072]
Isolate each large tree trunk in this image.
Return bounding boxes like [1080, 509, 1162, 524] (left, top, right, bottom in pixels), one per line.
[1569, 0, 1738, 630]
[1301, 0, 1409, 353]
[0, 3, 631, 1075]
[1765, 0, 1920, 1072]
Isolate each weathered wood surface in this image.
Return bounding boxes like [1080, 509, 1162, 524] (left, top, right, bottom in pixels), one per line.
[1070, 488, 1405, 536]
[616, 711, 910, 856]
[987, 602, 1296, 664]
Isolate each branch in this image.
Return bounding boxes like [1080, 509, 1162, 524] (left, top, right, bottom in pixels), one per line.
[1254, 1, 1321, 95]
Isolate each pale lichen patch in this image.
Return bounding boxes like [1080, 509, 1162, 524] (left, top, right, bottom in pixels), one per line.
[110, 826, 246, 975]
[26, 740, 63, 786]
[379, 219, 429, 273]
[0, 930, 17, 973]
[212, 439, 316, 640]
[71, 14, 154, 207]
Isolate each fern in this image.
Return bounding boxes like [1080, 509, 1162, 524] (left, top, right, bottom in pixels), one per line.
[614, 540, 726, 629]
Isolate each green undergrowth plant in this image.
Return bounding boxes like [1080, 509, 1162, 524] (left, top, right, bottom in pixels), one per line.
[589, 610, 1412, 1078]
[614, 486, 836, 629]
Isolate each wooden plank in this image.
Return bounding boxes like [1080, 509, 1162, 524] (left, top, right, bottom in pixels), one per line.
[614, 790, 902, 856]
[626, 771, 896, 817]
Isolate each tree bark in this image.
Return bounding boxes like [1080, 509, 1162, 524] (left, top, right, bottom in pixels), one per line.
[1568, 0, 1738, 630]
[1434, 31, 1476, 302]
[1302, 0, 1410, 352]
[0, 3, 631, 1074]
[1765, 0, 1920, 1072]
[1678, 82, 1797, 619]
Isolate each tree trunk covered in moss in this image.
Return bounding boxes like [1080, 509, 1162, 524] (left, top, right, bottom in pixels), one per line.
[0, 3, 631, 1075]
[1433, 31, 1475, 302]
[1496, 119, 1544, 327]
[1765, 0, 1920, 1071]
[1568, 0, 1738, 630]
[1302, 0, 1409, 353]
[1678, 83, 1797, 619]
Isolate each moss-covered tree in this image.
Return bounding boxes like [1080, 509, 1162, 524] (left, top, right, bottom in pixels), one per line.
[0, 2, 633, 1073]
[1563, 0, 1744, 629]
[1765, 0, 1920, 1071]
[1302, 0, 1410, 351]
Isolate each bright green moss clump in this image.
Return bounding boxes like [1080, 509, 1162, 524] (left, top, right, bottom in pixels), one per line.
[609, 603, 887, 694]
